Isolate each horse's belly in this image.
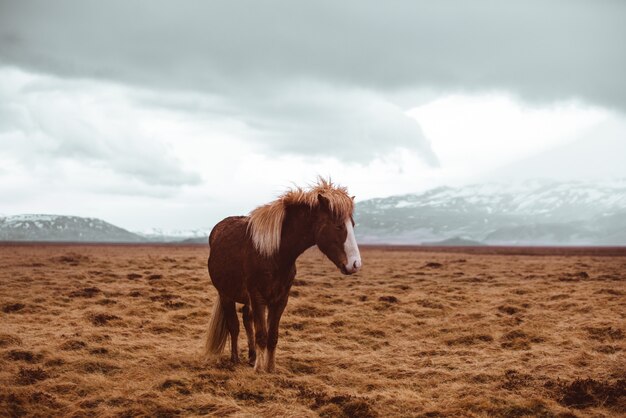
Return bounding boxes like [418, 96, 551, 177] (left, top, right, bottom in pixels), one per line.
[209, 253, 248, 303]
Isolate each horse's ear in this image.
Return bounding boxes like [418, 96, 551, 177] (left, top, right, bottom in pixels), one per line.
[351, 195, 355, 201]
[318, 193, 330, 210]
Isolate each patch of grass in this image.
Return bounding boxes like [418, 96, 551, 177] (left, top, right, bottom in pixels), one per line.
[2, 303, 25, 313]
[16, 367, 48, 385]
[79, 361, 121, 375]
[446, 334, 493, 346]
[498, 305, 520, 315]
[378, 295, 399, 303]
[60, 340, 87, 350]
[585, 326, 623, 342]
[558, 378, 626, 410]
[6, 350, 43, 363]
[0, 333, 23, 347]
[89, 313, 121, 326]
[291, 304, 333, 317]
[69, 287, 101, 298]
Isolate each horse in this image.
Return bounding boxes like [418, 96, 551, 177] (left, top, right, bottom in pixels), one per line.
[203, 178, 362, 372]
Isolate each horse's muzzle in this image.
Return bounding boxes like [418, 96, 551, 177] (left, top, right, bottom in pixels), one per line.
[341, 259, 362, 275]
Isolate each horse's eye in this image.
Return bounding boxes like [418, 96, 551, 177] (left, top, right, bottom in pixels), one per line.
[335, 224, 344, 230]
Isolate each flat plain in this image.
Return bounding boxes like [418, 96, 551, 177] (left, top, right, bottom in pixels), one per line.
[0, 244, 624, 417]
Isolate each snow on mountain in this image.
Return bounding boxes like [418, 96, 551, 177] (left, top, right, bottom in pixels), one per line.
[0, 214, 144, 242]
[355, 179, 626, 245]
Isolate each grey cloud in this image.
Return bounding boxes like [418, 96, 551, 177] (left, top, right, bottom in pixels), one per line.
[1, 1, 623, 108]
[233, 85, 439, 164]
[0, 0, 624, 163]
[133, 82, 438, 165]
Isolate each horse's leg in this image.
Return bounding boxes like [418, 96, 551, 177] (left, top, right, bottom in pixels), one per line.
[250, 294, 268, 372]
[266, 297, 288, 373]
[220, 296, 239, 363]
[242, 305, 256, 366]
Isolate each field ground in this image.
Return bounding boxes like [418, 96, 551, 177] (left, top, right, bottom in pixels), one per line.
[0, 244, 624, 417]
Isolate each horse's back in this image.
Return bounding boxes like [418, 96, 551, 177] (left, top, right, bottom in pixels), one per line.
[208, 216, 250, 303]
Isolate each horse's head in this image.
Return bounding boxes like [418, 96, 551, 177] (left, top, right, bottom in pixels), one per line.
[314, 194, 362, 275]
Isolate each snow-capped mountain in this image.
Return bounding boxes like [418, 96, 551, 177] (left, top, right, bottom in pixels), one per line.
[0, 214, 210, 243]
[355, 179, 626, 245]
[0, 214, 144, 242]
[4, 179, 625, 245]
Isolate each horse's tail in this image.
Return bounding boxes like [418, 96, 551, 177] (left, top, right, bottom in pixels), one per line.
[203, 297, 229, 360]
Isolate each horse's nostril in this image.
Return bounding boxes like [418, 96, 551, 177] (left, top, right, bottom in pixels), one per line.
[353, 260, 358, 269]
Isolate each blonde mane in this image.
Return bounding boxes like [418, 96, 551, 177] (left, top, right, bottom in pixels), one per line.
[248, 178, 354, 257]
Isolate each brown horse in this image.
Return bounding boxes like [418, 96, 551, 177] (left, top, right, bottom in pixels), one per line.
[203, 179, 362, 372]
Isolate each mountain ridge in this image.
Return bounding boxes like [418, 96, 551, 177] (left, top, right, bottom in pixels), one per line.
[355, 179, 626, 245]
[0, 214, 144, 243]
[2, 179, 625, 245]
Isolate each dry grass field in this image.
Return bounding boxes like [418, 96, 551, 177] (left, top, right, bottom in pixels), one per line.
[1, 244, 624, 417]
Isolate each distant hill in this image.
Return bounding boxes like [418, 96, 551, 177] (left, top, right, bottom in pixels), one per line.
[0, 214, 144, 242]
[179, 236, 210, 244]
[355, 179, 626, 245]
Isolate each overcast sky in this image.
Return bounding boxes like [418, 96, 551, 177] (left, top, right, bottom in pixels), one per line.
[1, 1, 625, 231]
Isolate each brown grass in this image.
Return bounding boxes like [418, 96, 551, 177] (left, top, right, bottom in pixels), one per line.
[0, 244, 624, 417]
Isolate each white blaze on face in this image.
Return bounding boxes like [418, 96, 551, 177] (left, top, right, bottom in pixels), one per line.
[344, 219, 362, 273]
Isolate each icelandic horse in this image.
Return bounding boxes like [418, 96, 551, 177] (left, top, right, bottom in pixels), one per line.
[203, 179, 361, 372]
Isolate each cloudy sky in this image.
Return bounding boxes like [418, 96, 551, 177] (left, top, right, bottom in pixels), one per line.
[1, 1, 625, 231]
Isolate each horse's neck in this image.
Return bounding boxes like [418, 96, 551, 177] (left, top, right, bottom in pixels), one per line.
[277, 205, 316, 266]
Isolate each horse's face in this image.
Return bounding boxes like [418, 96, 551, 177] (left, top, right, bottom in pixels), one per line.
[315, 196, 362, 275]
